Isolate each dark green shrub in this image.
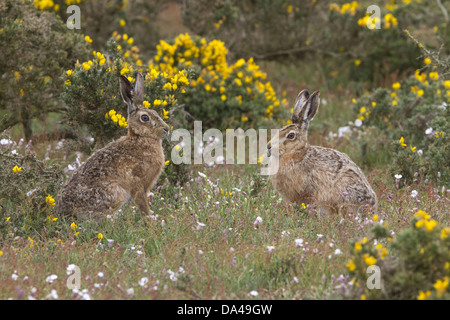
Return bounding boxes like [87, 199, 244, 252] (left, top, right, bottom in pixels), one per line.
[0, 0, 91, 140]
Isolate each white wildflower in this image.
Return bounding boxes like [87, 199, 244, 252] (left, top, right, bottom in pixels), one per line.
[295, 239, 304, 247]
[46, 274, 58, 283]
[198, 171, 206, 178]
[138, 277, 149, 287]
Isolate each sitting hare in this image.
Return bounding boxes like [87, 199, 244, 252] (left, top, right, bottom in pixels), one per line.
[267, 89, 377, 214]
[57, 73, 170, 218]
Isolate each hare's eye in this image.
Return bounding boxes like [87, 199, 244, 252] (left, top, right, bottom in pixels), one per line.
[141, 114, 149, 122]
[287, 132, 295, 139]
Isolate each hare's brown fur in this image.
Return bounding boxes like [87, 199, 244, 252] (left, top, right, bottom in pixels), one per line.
[57, 73, 169, 218]
[267, 90, 377, 213]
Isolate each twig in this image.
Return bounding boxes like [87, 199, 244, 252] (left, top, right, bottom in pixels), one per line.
[436, 0, 449, 22]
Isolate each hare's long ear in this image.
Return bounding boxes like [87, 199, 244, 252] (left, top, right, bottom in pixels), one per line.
[293, 90, 320, 130]
[305, 91, 320, 123]
[291, 89, 310, 124]
[119, 75, 137, 115]
[133, 72, 144, 106]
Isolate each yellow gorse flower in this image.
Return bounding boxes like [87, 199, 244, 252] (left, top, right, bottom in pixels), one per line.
[392, 82, 401, 90]
[441, 227, 450, 239]
[414, 210, 438, 232]
[381, 248, 388, 260]
[28, 237, 36, 248]
[415, 70, 427, 83]
[399, 136, 407, 148]
[12, 165, 22, 173]
[417, 290, 431, 300]
[384, 13, 398, 29]
[346, 259, 356, 271]
[444, 80, 450, 89]
[46, 195, 56, 206]
[82, 61, 93, 71]
[424, 220, 437, 232]
[94, 51, 106, 65]
[415, 210, 431, 220]
[363, 254, 377, 266]
[106, 109, 127, 128]
[429, 71, 439, 80]
[434, 277, 449, 298]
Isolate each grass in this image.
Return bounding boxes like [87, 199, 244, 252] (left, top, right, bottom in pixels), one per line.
[1, 156, 448, 299]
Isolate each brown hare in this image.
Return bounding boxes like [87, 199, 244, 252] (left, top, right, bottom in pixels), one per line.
[57, 73, 170, 219]
[267, 89, 377, 214]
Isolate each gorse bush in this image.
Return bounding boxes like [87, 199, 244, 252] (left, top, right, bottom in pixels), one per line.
[61, 38, 192, 147]
[351, 36, 449, 185]
[346, 210, 450, 300]
[0, 0, 91, 140]
[0, 135, 64, 219]
[150, 33, 288, 129]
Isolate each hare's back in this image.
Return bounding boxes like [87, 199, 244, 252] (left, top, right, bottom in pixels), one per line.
[307, 146, 355, 173]
[309, 146, 376, 204]
[75, 138, 140, 178]
[306, 146, 371, 185]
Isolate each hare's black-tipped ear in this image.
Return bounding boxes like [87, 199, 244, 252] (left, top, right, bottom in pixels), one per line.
[292, 89, 309, 124]
[119, 75, 136, 114]
[305, 91, 320, 122]
[133, 72, 144, 106]
[119, 75, 133, 105]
